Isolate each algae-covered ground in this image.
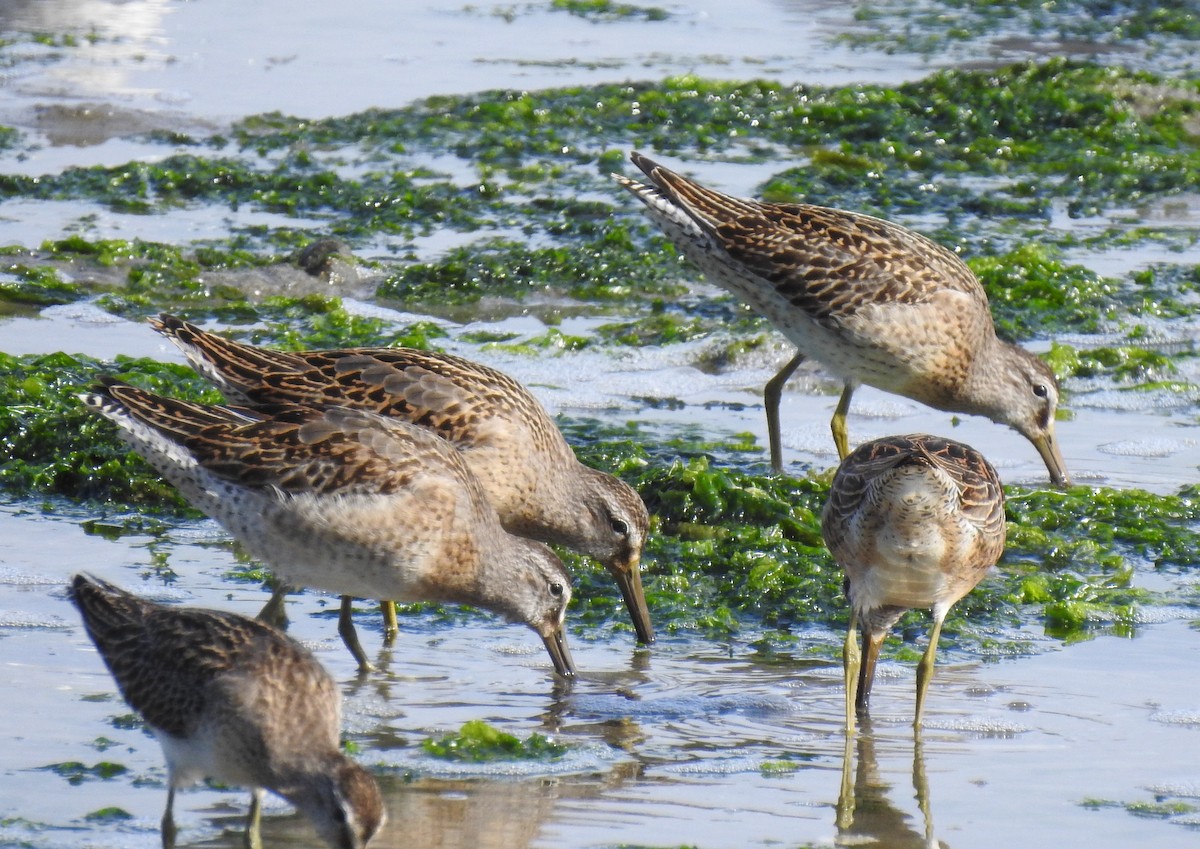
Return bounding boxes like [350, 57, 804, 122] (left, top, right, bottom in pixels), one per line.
[4, 53, 1200, 658]
[4, 344, 1200, 658]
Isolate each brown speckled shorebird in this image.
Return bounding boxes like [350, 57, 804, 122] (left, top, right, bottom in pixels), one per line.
[81, 380, 575, 677]
[821, 434, 1006, 732]
[150, 314, 653, 651]
[614, 152, 1070, 486]
[68, 573, 385, 849]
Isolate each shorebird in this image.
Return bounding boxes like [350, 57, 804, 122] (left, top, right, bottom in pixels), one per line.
[81, 380, 576, 677]
[68, 573, 385, 849]
[150, 313, 652, 649]
[614, 151, 1070, 486]
[821, 434, 1006, 731]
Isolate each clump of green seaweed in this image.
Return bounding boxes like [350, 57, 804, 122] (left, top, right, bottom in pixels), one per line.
[39, 761, 128, 786]
[548, 0, 669, 23]
[421, 720, 568, 762]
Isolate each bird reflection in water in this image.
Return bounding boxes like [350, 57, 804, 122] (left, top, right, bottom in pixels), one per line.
[836, 718, 945, 849]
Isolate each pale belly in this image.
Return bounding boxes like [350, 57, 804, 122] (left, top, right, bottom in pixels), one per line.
[155, 724, 259, 789]
[845, 471, 971, 611]
[700, 258, 972, 398]
[211, 486, 436, 602]
[852, 546, 949, 611]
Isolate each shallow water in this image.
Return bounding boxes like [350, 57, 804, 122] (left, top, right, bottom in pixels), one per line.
[0, 0, 908, 127]
[3, 2, 1200, 848]
[6, 502, 1200, 848]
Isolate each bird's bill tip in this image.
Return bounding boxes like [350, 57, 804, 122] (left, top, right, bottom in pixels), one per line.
[541, 627, 576, 678]
[1033, 430, 1071, 488]
[611, 555, 655, 645]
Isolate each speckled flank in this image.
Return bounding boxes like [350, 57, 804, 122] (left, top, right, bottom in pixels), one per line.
[79, 381, 576, 675]
[151, 313, 653, 645]
[821, 434, 1006, 727]
[614, 151, 1069, 486]
[68, 574, 385, 849]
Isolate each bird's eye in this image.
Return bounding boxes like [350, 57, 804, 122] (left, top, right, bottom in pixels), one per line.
[1033, 383, 1049, 399]
[610, 519, 629, 536]
[549, 582, 565, 598]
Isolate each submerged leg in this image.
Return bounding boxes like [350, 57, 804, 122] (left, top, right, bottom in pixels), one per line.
[381, 600, 399, 645]
[831, 383, 855, 460]
[843, 610, 861, 736]
[256, 583, 290, 629]
[763, 351, 806, 474]
[339, 596, 376, 674]
[245, 788, 263, 849]
[914, 612, 947, 728]
[161, 787, 177, 849]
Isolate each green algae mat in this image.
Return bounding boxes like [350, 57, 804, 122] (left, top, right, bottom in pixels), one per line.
[4, 57, 1200, 663]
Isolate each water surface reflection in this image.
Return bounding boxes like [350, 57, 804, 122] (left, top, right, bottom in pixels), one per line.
[838, 720, 945, 848]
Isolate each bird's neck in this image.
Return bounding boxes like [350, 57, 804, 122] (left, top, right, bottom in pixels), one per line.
[955, 333, 1021, 421]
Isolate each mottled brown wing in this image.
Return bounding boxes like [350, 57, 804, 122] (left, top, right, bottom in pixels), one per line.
[203, 406, 481, 497]
[824, 434, 1006, 554]
[96, 382, 467, 498]
[913, 434, 1007, 546]
[150, 314, 310, 407]
[154, 314, 558, 454]
[292, 348, 562, 455]
[69, 574, 283, 737]
[629, 152, 987, 322]
[822, 435, 915, 552]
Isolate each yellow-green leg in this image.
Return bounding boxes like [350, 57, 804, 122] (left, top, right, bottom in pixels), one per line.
[245, 788, 263, 849]
[256, 583, 290, 629]
[843, 610, 861, 736]
[161, 787, 177, 849]
[338, 596, 376, 674]
[381, 600, 399, 645]
[914, 613, 947, 729]
[857, 631, 886, 713]
[763, 351, 806, 474]
[831, 383, 855, 460]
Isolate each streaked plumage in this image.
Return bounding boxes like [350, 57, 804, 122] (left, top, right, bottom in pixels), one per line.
[150, 314, 653, 646]
[614, 151, 1069, 486]
[80, 380, 575, 677]
[68, 573, 385, 849]
[821, 434, 1006, 730]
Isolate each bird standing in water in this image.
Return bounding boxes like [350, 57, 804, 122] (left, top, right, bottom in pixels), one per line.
[81, 381, 576, 676]
[68, 573, 385, 849]
[151, 313, 652, 654]
[821, 434, 1006, 731]
[615, 152, 1069, 486]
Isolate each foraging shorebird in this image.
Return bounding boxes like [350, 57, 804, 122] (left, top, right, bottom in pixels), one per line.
[151, 314, 652, 649]
[81, 380, 576, 676]
[614, 151, 1069, 486]
[68, 573, 385, 849]
[821, 434, 1006, 731]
